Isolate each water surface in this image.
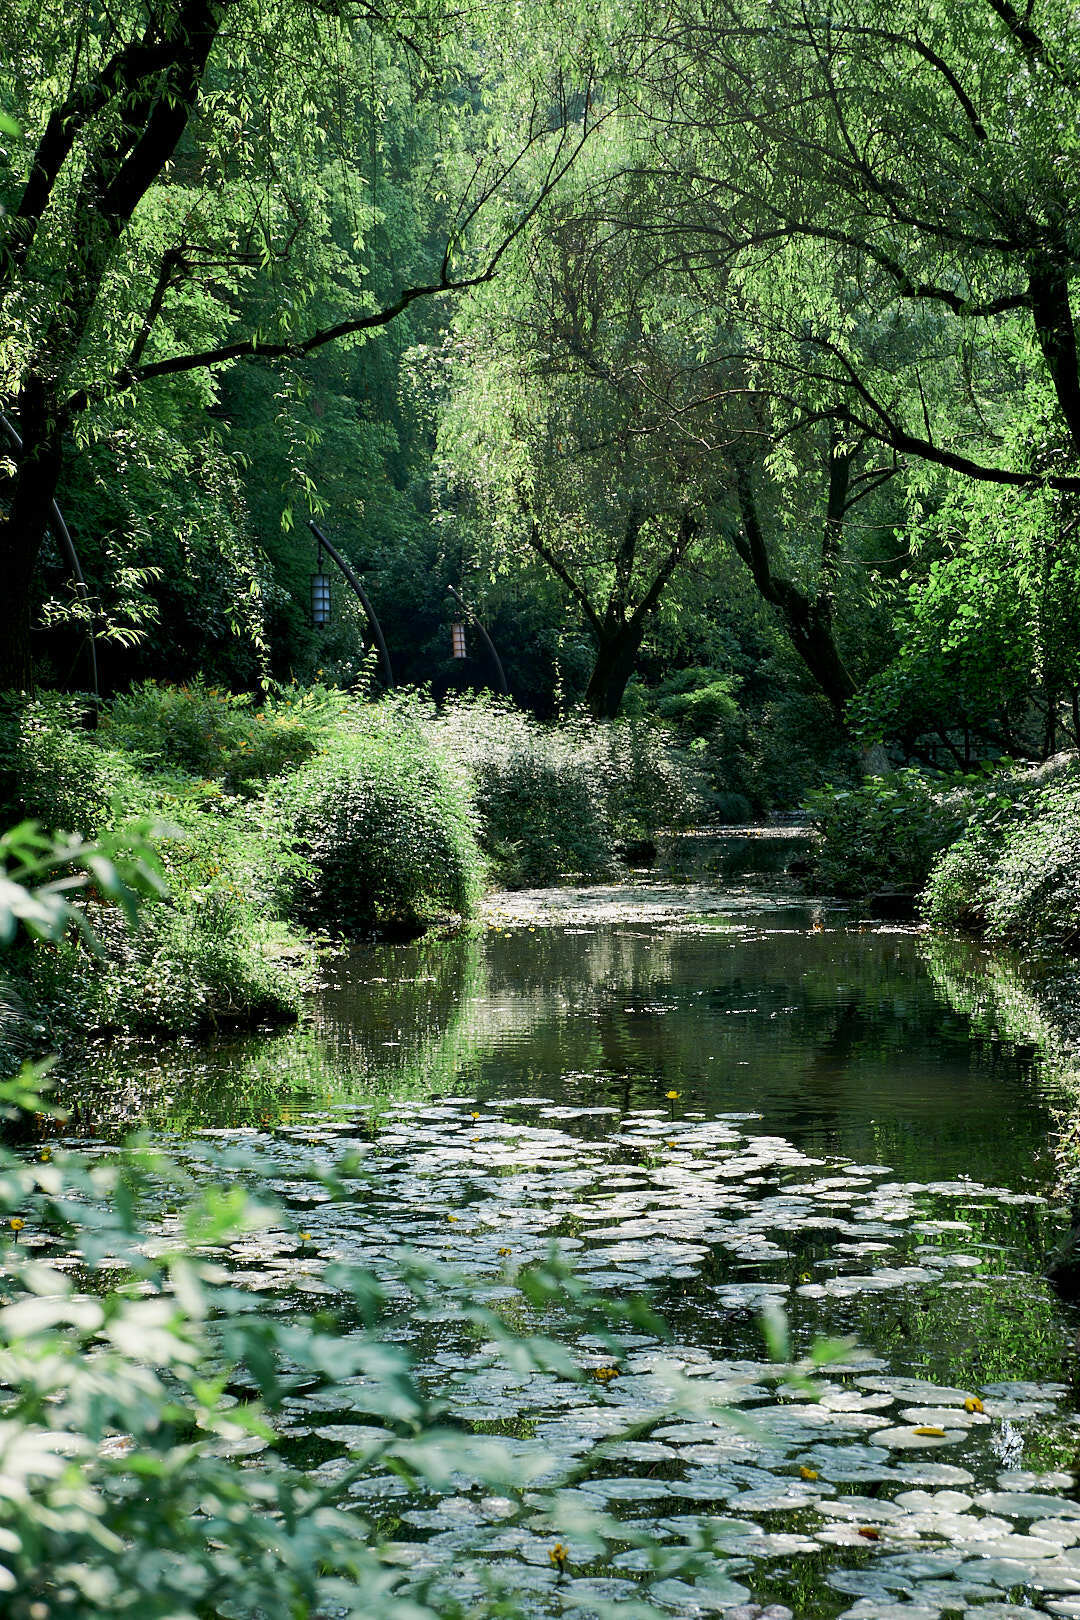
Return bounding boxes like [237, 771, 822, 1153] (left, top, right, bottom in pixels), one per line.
[62, 885, 1080, 1618]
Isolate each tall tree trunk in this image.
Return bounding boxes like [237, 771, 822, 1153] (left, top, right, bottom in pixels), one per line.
[1028, 258, 1080, 460]
[0, 378, 65, 691]
[729, 455, 857, 723]
[584, 622, 645, 718]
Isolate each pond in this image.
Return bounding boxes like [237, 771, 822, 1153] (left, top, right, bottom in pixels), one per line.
[57, 863, 1080, 1619]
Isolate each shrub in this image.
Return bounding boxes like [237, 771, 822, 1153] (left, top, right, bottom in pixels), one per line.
[272, 714, 483, 933]
[0, 694, 133, 835]
[471, 737, 611, 886]
[654, 668, 741, 735]
[102, 678, 327, 793]
[919, 830, 1001, 933]
[806, 769, 965, 898]
[922, 759, 1080, 953]
[0, 699, 308, 1054]
[433, 696, 703, 886]
[581, 717, 700, 844]
[432, 697, 610, 885]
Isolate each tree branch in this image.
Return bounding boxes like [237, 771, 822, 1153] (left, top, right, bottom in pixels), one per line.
[525, 520, 604, 637]
[64, 94, 604, 416]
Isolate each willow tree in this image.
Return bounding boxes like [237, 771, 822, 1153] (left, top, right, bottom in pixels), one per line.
[0, 0, 612, 689]
[438, 198, 715, 717]
[629, 0, 1080, 494]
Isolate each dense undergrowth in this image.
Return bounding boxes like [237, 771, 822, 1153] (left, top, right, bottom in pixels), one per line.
[0, 683, 702, 1060]
[808, 753, 1080, 956]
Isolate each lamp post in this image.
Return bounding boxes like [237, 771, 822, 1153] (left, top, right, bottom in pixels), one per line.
[307, 521, 394, 689]
[447, 584, 508, 696]
[311, 538, 332, 629]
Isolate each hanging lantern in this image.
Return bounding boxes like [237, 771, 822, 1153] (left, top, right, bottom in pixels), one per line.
[311, 571, 332, 628]
[451, 621, 467, 659]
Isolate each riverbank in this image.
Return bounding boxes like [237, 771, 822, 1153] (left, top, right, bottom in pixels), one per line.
[0, 684, 703, 1067]
[807, 755, 1080, 953]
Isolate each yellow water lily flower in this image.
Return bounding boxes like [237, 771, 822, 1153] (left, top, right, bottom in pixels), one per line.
[964, 1396, 984, 1414]
[299, 1232, 312, 1242]
[549, 1543, 568, 1570]
[592, 1366, 619, 1383]
[447, 1214, 460, 1224]
[799, 1466, 818, 1480]
[9, 1217, 24, 1237]
[497, 1246, 512, 1257]
[665, 1090, 680, 1101]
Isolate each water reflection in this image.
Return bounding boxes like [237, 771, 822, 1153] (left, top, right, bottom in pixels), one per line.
[74, 914, 1065, 1200]
[57, 900, 1080, 1619]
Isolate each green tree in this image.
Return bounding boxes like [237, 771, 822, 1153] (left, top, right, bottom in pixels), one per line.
[631, 0, 1080, 493]
[0, 0, 604, 690]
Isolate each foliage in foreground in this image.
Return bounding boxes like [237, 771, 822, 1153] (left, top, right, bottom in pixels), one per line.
[0, 830, 859, 1618]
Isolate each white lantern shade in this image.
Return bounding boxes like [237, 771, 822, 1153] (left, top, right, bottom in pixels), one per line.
[311, 572, 332, 627]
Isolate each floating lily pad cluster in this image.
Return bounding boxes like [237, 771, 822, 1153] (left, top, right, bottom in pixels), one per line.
[149, 1095, 1080, 1620]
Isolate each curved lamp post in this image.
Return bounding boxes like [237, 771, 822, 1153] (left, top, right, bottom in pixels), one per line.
[446, 583, 508, 697]
[307, 520, 395, 690]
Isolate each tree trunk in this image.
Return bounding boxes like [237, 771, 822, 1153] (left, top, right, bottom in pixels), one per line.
[584, 623, 645, 718]
[729, 454, 857, 725]
[777, 595, 857, 722]
[0, 379, 65, 691]
[1028, 259, 1080, 460]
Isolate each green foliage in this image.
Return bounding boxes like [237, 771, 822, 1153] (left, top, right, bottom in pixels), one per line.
[0, 695, 133, 836]
[0, 697, 309, 1054]
[654, 669, 741, 735]
[648, 668, 856, 819]
[271, 711, 483, 933]
[102, 679, 330, 794]
[585, 716, 700, 844]
[922, 759, 1080, 954]
[0, 820, 166, 948]
[468, 736, 610, 888]
[855, 484, 1080, 759]
[806, 770, 966, 899]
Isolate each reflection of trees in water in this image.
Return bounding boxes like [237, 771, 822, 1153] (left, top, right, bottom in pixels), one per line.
[69, 921, 1079, 1176]
[796, 1258, 1069, 1390]
[921, 932, 1080, 1185]
[921, 933, 1080, 1074]
[461, 925, 1060, 1181]
[71, 937, 486, 1131]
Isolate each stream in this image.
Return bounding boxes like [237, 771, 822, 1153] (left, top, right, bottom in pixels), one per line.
[53, 834, 1080, 1618]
